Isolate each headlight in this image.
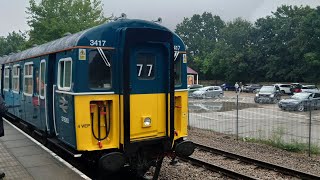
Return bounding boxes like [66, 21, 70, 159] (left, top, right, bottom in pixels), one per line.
[143, 117, 151, 127]
[292, 101, 299, 104]
[255, 94, 259, 97]
[270, 94, 274, 97]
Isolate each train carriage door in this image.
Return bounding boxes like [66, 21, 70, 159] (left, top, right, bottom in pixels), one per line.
[3, 65, 14, 114]
[39, 60, 48, 132]
[46, 53, 57, 136]
[122, 28, 175, 151]
[23, 62, 34, 124]
[12, 64, 22, 119]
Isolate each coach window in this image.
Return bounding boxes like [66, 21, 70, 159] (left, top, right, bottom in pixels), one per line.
[35, 68, 39, 95]
[39, 61, 46, 98]
[58, 58, 72, 90]
[136, 53, 155, 80]
[12, 65, 20, 92]
[4, 66, 10, 90]
[89, 50, 111, 89]
[24, 63, 33, 95]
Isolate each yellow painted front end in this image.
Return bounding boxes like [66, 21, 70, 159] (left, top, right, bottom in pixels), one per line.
[73, 90, 189, 151]
[74, 95, 119, 151]
[120, 91, 189, 144]
[128, 94, 166, 141]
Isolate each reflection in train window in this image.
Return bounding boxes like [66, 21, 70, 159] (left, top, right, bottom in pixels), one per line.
[24, 63, 33, 95]
[89, 50, 112, 89]
[4, 66, 10, 90]
[174, 54, 182, 86]
[12, 65, 20, 92]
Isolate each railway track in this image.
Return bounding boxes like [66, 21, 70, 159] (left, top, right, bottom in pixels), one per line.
[184, 142, 320, 180]
[178, 156, 257, 179]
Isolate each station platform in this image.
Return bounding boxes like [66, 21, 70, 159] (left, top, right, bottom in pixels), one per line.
[0, 119, 89, 180]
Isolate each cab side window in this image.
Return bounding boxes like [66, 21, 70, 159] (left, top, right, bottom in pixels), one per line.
[174, 54, 182, 86]
[88, 50, 112, 89]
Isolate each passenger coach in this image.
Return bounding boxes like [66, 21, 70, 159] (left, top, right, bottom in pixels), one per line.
[0, 19, 194, 177]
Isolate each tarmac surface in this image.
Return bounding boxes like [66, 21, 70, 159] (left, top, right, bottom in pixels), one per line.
[189, 91, 320, 146]
[0, 119, 88, 180]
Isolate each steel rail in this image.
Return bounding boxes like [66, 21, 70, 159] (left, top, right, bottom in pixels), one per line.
[179, 156, 257, 180]
[194, 143, 320, 180]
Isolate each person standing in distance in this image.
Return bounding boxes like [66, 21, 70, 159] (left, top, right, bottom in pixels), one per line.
[0, 95, 7, 179]
[234, 82, 239, 93]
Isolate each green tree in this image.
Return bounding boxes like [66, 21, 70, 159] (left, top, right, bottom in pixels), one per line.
[254, 5, 316, 82]
[0, 31, 27, 56]
[202, 18, 255, 82]
[26, 0, 108, 45]
[175, 12, 225, 76]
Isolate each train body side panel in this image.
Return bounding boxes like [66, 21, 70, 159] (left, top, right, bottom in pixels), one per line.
[74, 95, 119, 151]
[54, 93, 76, 148]
[174, 91, 188, 140]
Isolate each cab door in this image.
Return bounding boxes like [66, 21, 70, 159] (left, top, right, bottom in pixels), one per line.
[122, 28, 175, 151]
[128, 45, 168, 140]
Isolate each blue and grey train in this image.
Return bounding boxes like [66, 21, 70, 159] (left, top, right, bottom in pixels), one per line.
[0, 19, 194, 177]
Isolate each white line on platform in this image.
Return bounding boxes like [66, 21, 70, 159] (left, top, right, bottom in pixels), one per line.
[4, 118, 91, 180]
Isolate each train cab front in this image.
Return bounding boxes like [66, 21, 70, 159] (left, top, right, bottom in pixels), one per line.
[116, 26, 195, 176]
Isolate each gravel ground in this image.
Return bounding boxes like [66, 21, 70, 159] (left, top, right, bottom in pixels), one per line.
[193, 149, 294, 179]
[156, 127, 320, 179]
[188, 127, 320, 177]
[158, 157, 230, 180]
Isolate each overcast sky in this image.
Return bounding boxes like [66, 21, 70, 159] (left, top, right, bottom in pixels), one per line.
[0, 0, 319, 36]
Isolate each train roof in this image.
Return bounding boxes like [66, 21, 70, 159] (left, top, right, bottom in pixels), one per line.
[0, 19, 185, 64]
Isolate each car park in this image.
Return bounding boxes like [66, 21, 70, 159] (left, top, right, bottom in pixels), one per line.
[278, 92, 320, 111]
[220, 83, 235, 91]
[188, 84, 203, 97]
[243, 84, 262, 93]
[301, 85, 320, 93]
[274, 84, 291, 94]
[192, 86, 224, 99]
[254, 85, 281, 103]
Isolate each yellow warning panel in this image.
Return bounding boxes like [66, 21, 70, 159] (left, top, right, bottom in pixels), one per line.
[79, 49, 86, 60]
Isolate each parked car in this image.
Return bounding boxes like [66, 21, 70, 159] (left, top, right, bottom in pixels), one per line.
[254, 85, 281, 103]
[192, 86, 224, 99]
[243, 84, 262, 93]
[274, 83, 291, 94]
[290, 83, 302, 94]
[301, 85, 320, 93]
[278, 92, 320, 111]
[188, 84, 203, 97]
[220, 83, 235, 91]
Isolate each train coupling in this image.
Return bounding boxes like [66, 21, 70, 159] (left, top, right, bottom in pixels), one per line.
[174, 140, 195, 157]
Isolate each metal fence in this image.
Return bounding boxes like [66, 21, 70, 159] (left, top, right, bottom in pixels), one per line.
[188, 91, 320, 156]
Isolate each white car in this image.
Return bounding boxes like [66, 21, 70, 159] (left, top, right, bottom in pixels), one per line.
[301, 85, 320, 93]
[274, 84, 291, 94]
[192, 86, 224, 99]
